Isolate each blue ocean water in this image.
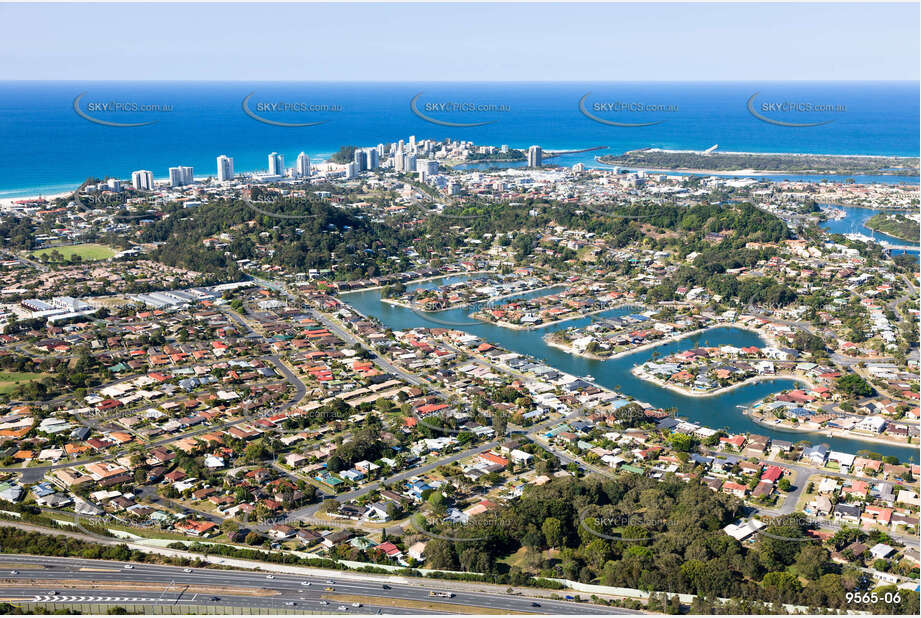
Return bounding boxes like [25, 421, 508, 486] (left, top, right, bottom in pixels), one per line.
[0, 81, 918, 197]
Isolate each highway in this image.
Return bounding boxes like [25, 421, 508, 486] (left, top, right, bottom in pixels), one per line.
[0, 555, 633, 615]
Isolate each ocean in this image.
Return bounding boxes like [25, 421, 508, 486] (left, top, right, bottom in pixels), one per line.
[0, 81, 918, 198]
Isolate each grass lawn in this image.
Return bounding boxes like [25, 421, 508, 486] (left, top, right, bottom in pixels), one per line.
[0, 371, 48, 394]
[30, 243, 117, 262]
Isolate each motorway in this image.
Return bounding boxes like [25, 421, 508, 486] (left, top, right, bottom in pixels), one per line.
[0, 555, 632, 615]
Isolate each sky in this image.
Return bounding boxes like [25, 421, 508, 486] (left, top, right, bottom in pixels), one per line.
[0, 2, 918, 81]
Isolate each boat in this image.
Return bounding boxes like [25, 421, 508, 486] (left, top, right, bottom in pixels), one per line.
[581, 374, 596, 382]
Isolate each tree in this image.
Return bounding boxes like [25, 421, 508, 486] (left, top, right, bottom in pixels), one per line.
[541, 517, 564, 548]
[836, 373, 874, 397]
[793, 544, 827, 580]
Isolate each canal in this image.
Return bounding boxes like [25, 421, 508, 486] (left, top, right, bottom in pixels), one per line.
[342, 276, 917, 460]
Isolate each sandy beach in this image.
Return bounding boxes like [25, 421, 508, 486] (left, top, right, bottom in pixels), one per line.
[0, 190, 72, 210]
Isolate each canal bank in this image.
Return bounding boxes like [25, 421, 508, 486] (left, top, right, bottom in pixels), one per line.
[341, 275, 917, 460]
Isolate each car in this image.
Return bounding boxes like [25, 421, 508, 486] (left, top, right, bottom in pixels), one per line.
[265, 574, 274, 579]
[564, 595, 574, 600]
[9, 571, 17, 575]
[123, 565, 134, 569]
[319, 601, 328, 606]
[284, 602, 296, 606]
[337, 606, 348, 611]
[210, 597, 220, 602]
[530, 602, 541, 607]
[382, 584, 391, 590]
[324, 586, 335, 592]
[326, 580, 334, 584]
[183, 568, 192, 573]
[300, 581, 311, 586]
[351, 602, 362, 608]
[48, 591, 57, 596]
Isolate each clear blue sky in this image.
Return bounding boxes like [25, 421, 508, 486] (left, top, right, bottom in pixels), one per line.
[0, 2, 917, 81]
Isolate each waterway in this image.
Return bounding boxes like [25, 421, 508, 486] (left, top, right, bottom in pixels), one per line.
[820, 204, 920, 251]
[342, 276, 917, 460]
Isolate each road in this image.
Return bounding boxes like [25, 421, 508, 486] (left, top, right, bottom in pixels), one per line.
[0, 554, 633, 615]
[263, 438, 502, 529]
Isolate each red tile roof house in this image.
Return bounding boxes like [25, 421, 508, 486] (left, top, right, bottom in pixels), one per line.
[722, 481, 748, 498]
[720, 435, 746, 450]
[376, 541, 403, 560]
[477, 452, 509, 467]
[174, 519, 218, 537]
[760, 466, 784, 484]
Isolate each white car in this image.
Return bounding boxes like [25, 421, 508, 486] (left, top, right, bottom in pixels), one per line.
[123, 565, 134, 569]
[337, 606, 348, 611]
[300, 581, 311, 586]
[351, 602, 362, 608]
[183, 568, 192, 573]
[320, 601, 328, 606]
[9, 571, 17, 575]
[265, 574, 274, 579]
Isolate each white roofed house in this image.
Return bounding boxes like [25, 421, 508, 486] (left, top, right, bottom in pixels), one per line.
[853, 415, 887, 434]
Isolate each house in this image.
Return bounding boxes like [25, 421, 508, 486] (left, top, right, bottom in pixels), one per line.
[364, 502, 390, 522]
[723, 519, 765, 541]
[801, 444, 829, 465]
[807, 495, 833, 517]
[268, 524, 296, 540]
[174, 520, 218, 537]
[376, 541, 403, 560]
[832, 503, 862, 523]
[722, 481, 748, 498]
[869, 543, 895, 560]
[407, 541, 426, 562]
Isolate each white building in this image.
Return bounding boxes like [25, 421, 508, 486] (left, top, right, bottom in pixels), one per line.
[131, 170, 154, 190]
[268, 152, 285, 176]
[216, 155, 234, 182]
[168, 166, 194, 187]
[527, 145, 542, 168]
[296, 152, 311, 177]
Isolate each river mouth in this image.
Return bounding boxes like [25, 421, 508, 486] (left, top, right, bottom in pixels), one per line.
[341, 275, 916, 460]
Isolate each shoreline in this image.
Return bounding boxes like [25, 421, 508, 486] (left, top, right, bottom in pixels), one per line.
[0, 190, 73, 210]
[545, 321, 775, 361]
[473, 301, 642, 332]
[380, 280, 564, 312]
[631, 368, 813, 399]
[636, 148, 919, 160]
[338, 271, 494, 296]
[744, 410, 914, 448]
[863, 217, 920, 244]
[594, 159, 919, 178]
